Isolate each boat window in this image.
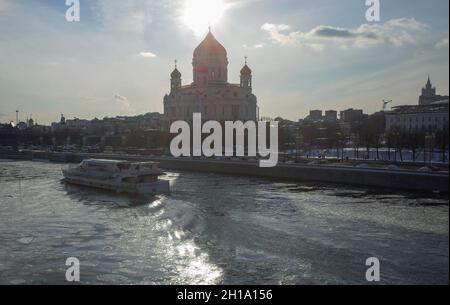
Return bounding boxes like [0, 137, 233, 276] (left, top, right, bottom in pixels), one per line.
[117, 163, 131, 170]
[87, 164, 106, 171]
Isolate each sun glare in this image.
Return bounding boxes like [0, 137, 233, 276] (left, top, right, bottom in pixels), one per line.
[181, 0, 229, 36]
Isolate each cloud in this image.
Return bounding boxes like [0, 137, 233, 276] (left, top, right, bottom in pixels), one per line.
[435, 37, 449, 49]
[242, 43, 264, 49]
[114, 94, 132, 112]
[139, 51, 157, 58]
[261, 18, 429, 50]
[261, 23, 301, 46]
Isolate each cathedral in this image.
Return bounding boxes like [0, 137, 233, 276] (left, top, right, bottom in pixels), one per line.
[164, 30, 258, 123]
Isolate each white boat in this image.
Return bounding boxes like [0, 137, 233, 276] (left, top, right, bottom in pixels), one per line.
[62, 159, 170, 195]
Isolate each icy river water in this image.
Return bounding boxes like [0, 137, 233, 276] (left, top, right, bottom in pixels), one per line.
[0, 160, 448, 284]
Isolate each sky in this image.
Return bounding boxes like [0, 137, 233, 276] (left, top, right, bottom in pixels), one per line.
[0, 0, 448, 124]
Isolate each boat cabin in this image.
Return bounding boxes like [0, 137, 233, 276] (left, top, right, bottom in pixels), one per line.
[79, 159, 162, 174]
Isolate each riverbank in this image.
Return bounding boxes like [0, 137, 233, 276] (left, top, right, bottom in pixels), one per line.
[1, 149, 448, 193]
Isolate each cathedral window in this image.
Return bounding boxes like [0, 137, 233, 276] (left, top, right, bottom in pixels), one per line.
[232, 105, 240, 118]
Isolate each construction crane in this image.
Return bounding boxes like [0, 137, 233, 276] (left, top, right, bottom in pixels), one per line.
[382, 100, 392, 111]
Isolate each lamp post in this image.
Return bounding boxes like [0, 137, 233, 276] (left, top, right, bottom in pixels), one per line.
[295, 133, 303, 163]
[430, 133, 435, 166]
[425, 133, 436, 166]
[336, 131, 343, 161]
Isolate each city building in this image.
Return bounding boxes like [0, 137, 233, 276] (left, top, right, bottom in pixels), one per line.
[163, 30, 258, 123]
[386, 76, 449, 133]
[51, 114, 68, 132]
[274, 117, 298, 130]
[17, 121, 28, 130]
[340, 108, 364, 123]
[50, 113, 165, 135]
[419, 75, 449, 105]
[385, 99, 449, 133]
[307, 110, 323, 122]
[52, 115, 110, 132]
[324, 110, 338, 122]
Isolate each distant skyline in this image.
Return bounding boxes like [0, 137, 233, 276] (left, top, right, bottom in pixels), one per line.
[0, 0, 449, 124]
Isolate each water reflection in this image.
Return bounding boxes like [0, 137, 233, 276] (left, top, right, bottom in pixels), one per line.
[157, 221, 223, 285]
[59, 171, 223, 284]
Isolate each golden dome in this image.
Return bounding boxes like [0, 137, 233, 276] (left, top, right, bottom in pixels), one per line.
[193, 31, 227, 58]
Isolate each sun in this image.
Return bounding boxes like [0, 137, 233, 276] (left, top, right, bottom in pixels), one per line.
[180, 0, 229, 36]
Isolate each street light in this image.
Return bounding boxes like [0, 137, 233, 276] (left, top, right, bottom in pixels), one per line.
[425, 133, 436, 166]
[295, 133, 303, 163]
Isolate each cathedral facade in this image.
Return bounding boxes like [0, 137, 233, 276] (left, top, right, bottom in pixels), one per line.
[164, 30, 258, 123]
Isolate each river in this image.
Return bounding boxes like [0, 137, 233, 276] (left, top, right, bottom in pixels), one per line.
[0, 160, 448, 284]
